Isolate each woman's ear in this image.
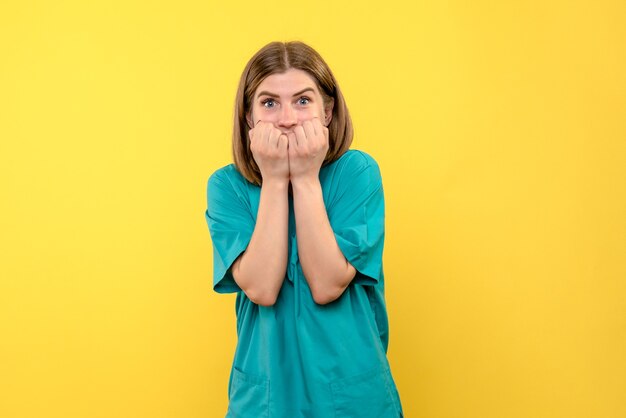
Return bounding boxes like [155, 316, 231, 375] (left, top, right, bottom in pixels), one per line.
[324, 98, 334, 126]
[246, 111, 254, 129]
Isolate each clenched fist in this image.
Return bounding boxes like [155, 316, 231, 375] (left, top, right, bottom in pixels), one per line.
[286, 117, 329, 183]
[248, 121, 290, 183]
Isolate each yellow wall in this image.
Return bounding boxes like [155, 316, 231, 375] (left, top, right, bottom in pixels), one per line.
[1, 1, 625, 417]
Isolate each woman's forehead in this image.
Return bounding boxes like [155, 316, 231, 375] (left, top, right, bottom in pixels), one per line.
[255, 69, 319, 98]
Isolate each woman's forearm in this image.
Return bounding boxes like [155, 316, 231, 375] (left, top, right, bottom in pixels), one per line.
[232, 179, 289, 306]
[291, 177, 356, 305]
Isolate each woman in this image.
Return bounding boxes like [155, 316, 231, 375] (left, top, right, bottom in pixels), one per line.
[205, 40, 404, 418]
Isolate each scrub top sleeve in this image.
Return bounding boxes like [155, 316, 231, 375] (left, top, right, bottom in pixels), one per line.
[329, 151, 385, 286]
[205, 169, 254, 293]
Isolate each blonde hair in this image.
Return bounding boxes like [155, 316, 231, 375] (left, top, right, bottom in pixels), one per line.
[231, 41, 353, 186]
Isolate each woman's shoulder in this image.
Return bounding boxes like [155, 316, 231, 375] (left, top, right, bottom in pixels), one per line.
[209, 163, 237, 181]
[330, 149, 382, 181]
[331, 149, 380, 171]
[207, 163, 250, 194]
[320, 149, 383, 194]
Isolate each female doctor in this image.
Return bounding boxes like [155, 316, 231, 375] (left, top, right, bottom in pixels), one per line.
[205, 40, 404, 417]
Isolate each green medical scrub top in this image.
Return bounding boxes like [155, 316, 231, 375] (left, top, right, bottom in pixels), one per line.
[205, 149, 404, 418]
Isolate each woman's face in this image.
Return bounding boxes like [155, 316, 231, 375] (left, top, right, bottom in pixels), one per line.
[247, 68, 333, 134]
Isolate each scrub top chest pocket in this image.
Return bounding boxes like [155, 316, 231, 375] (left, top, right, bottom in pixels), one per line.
[329, 365, 402, 418]
[227, 367, 270, 418]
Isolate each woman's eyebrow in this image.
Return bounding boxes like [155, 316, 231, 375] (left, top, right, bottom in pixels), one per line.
[256, 87, 315, 99]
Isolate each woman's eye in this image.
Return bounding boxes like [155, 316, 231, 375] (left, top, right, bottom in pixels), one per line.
[261, 97, 310, 108]
[261, 99, 275, 108]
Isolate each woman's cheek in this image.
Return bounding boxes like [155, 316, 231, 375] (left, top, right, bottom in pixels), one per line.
[299, 110, 318, 123]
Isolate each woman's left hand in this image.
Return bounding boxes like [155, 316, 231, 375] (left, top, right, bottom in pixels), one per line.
[287, 117, 329, 183]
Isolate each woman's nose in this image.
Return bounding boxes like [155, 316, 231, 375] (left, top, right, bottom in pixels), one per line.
[277, 104, 297, 128]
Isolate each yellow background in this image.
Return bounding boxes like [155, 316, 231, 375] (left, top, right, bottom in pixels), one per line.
[1, 0, 625, 417]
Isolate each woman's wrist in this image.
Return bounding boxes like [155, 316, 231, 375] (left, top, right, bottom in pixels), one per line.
[290, 175, 321, 193]
[262, 176, 290, 191]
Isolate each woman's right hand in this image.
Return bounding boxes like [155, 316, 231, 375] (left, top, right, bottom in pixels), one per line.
[248, 121, 290, 183]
